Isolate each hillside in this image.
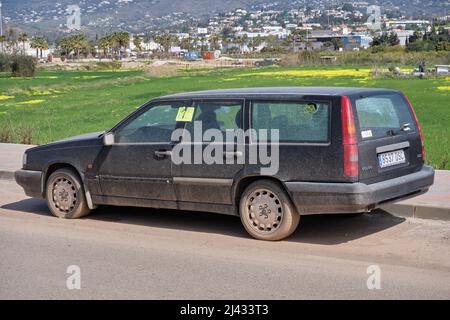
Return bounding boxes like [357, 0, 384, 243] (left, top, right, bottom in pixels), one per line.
[1, 0, 449, 36]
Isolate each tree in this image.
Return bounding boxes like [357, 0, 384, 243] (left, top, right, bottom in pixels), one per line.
[111, 32, 130, 59]
[331, 38, 343, 50]
[57, 34, 88, 60]
[180, 37, 194, 51]
[221, 26, 233, 39]
[30, 36, 48, 59]
[133, 37, 143, 52]
[71, 34, 89, 59]
[371, 34, 388, 46]
[388, 32, 400, 46]
[98, 35, 114, 58]
[408, 31, 423, 43]
[155, 33, 173, 57]
[209, 35, 220, 51]
[0, 35, 6, 53]
[58, 36, 72, 58]
[371, 32, 399, 47]
[18, 33, 28, 54]
[6, 28, 18, 52]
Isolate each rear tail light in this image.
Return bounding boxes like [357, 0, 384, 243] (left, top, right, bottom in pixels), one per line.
[404, 95, 425, 161]
[341, 96, 359, 177]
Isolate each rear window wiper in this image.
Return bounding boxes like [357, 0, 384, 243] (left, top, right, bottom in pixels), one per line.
[387, 123, 411, 136]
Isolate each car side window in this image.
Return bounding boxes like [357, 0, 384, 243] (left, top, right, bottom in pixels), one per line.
[251, 101, 330, 143]
[115, 102, 183, 143]
[185, 101, 242, 139]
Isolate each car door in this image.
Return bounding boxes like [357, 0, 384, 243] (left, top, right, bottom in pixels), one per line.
[172, 99, 245, 205]
[97, 100, 187, 201]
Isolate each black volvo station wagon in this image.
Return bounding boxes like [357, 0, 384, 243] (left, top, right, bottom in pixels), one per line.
[15, 87, 435, 240]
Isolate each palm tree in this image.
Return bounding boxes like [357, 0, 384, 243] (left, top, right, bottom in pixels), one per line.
[30, 36, 48, 59]
[133, 37, 143, 53]
[209, 35, 220, 51]
[18, 33, 28, 54]
[235, 36, 246, 53]
[58, 36, 72, 58]
[58, 34, 88, 60]
[155, 33, 173, 57]
[6, 28, 18, 53]
[71, 34, 88, 59]
[98, 35, 113, 59]
[111, 32, 130, 59]
[180, 37, 193, 51]
[39, 38, 49, 59]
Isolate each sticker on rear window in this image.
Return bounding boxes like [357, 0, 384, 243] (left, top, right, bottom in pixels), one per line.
[305, 103, 318, 114]
[361, 130, 373, 139]
[176, 107, 195, 122]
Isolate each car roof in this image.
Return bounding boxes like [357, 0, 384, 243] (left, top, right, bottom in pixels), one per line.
[155, 87, 400, 100]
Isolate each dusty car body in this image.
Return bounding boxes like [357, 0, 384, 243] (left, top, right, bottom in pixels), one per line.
[15, 87, 435, 240]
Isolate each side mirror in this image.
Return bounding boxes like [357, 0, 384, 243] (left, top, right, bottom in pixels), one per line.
[103, 132, 115, 146]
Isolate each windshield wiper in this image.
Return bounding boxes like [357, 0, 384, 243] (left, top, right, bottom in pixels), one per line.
[387, 123, 411, 136]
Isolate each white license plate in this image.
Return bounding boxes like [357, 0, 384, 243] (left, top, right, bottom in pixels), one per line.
[378, 150, 406, 168]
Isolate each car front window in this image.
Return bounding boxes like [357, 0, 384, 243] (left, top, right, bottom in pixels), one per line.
[115, 102, 184, 143]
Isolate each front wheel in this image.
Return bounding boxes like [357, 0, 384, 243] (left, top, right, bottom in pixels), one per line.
[239, 180, 300, 241]
[46, 168, 91, 219]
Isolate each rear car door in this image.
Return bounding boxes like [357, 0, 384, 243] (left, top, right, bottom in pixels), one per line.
[350, 92, 424, 184]
[172, 99, 245, 205]
[97, 100, 187, 201]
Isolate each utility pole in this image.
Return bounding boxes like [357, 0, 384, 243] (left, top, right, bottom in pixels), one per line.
[0, 1, 3, 36]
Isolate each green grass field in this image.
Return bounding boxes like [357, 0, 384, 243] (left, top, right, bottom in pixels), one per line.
[0, 66, 449, 169]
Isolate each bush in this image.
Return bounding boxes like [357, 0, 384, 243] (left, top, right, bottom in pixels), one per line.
[95, 61, 122, 70]
[11, 55, 37, 77]
[370, 45, 386, 53]
[436, 41, 450, 52]
[385, 45, 405, 53]
[0, 53, 12, 72]
[280, 51, 326, 67]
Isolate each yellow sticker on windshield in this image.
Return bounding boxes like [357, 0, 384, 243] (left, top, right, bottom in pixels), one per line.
[176, 107, 195, 122]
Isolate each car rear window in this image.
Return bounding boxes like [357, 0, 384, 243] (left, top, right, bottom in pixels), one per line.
[251, 101, 330, 142]
[354, 94, 416, 140]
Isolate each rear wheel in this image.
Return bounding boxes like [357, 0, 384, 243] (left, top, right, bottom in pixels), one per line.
[46, 168, 91, 219]
[239, 180, 300, 241]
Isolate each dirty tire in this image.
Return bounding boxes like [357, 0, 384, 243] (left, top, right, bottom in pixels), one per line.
[46, 168, 91, 219]
[239, 180, 300, 241]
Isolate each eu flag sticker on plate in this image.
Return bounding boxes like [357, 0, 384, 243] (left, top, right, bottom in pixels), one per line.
[176, 107, 195, 122]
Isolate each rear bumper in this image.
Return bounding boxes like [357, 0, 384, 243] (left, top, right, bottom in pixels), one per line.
[14, 170, 43, 198]
[285, 165, 435, 215]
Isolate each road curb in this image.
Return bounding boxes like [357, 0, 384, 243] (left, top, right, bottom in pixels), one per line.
[381, 203, 450, 221]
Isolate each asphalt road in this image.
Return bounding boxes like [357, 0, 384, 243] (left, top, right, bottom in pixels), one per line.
[1, 179, 450, 300]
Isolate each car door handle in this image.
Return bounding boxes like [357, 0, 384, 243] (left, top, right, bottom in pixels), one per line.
[154, 150, 172, 159]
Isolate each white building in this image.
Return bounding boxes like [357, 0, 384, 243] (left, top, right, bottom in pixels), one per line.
[197, 27, 208, 35]
[393, 30, 415, 46]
